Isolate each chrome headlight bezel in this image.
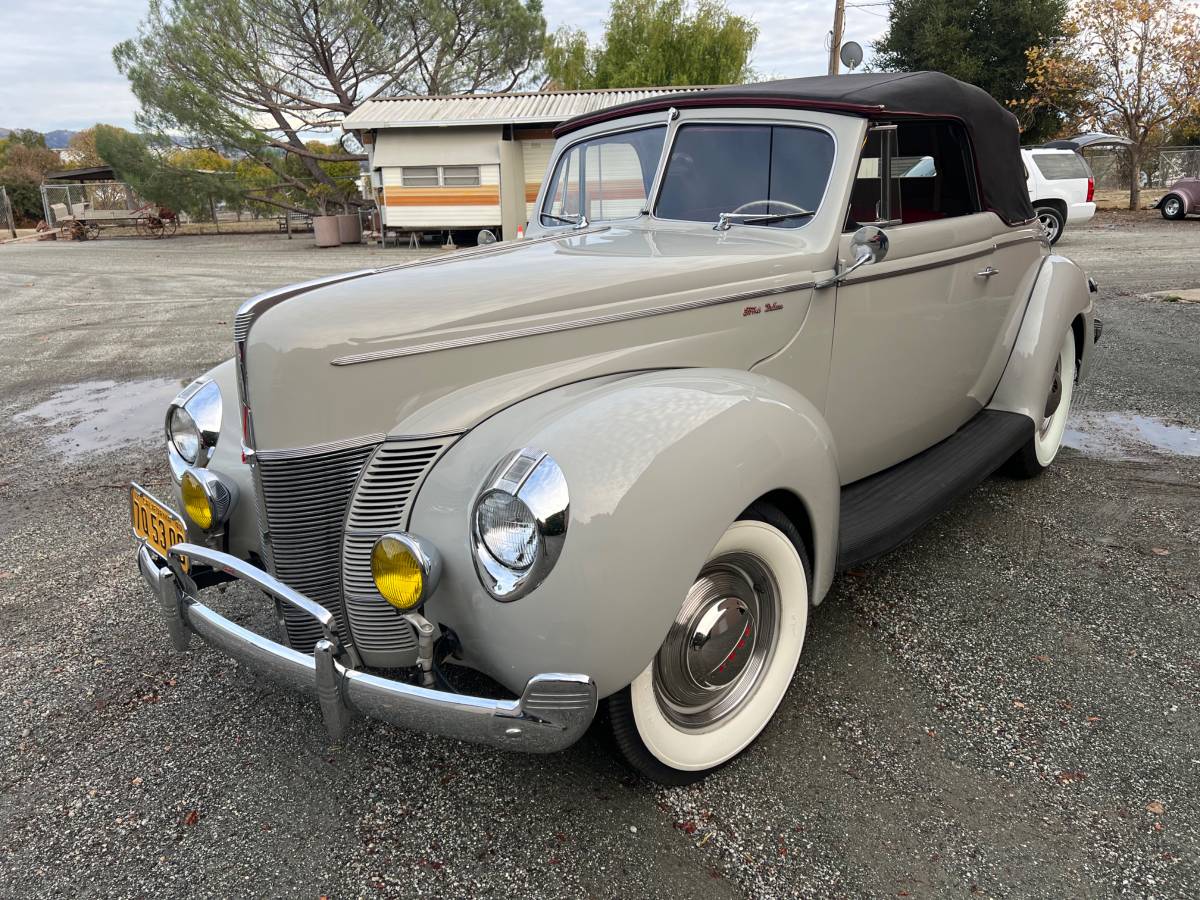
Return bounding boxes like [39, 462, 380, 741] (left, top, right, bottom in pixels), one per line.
[166, 378, 222, 477]
[471, 449, 568, 602]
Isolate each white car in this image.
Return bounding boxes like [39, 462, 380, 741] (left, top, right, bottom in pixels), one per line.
[1022, 148, 1096, 244]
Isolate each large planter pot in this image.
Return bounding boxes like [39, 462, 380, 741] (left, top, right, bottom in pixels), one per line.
[336, 213, 362, 244]
[313, 215, 341, 247]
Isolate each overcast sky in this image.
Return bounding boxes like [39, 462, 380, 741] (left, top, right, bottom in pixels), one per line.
[0, 0, 885, 133]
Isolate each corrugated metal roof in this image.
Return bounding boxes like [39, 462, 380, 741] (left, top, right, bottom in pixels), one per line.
[343, 87, 712, 129]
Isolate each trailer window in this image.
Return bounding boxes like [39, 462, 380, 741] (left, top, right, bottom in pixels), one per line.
[402, 167, 440, 187]
[443, 166, 481, 186]
[541, 126, 666, 226]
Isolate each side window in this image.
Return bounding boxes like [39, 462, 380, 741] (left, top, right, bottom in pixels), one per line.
[845, 121, 980, 229]
[893, 121, 979, 223]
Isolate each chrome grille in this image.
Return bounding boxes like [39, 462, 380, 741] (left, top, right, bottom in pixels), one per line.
[256, 439, 378, 651]
[342, 439, 452, 666]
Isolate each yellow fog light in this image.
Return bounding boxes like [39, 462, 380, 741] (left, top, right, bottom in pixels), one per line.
[181, 471, 214, 530]
[371, 533, 441, 610]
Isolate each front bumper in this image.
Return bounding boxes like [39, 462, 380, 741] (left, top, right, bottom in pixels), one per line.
[136, 542, 597, 751]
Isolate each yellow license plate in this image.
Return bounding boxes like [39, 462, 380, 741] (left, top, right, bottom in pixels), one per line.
[130, 483, 189, 570]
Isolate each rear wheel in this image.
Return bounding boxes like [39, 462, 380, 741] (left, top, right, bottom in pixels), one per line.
[607, 502, 810, 785]
[1007, 326, 1076, 478]
[1035, 205, 1065, 244]
[1161, 195, 1186, 220]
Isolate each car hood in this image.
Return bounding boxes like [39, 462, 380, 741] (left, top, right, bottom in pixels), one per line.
[242, 223, 824, 449]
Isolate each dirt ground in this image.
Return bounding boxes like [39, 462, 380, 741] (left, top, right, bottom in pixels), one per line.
[0, 214, 1198, 898]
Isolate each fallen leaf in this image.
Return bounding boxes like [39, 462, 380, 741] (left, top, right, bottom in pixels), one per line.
[1154, 822, 1164, 832]
[1012, 700, 1026, 709]
[1056, 770, 1087, 785]
[1146, 801, 1165, 815]
[1151, 547, 1171, 556]
[1032, 654, 1052, 663]
[183, 810, 200, 826]
[1087, 715, 1102, 723]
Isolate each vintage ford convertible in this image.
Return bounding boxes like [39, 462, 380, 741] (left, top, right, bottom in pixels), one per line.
[131, 72, 1098, 783]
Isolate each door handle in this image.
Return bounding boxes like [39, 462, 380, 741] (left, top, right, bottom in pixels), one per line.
[975, 266, 1000, 278]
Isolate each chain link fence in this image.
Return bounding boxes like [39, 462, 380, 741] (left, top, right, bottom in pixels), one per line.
[1084, 146, 1200, 190]
[39, 182, 140, 229]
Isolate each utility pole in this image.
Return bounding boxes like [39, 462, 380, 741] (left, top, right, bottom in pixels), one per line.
[828, 0, 846, 75]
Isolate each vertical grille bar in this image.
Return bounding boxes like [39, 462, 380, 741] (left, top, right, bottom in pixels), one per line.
[342, 438, 452, 667]
[256, 438, 378, 652]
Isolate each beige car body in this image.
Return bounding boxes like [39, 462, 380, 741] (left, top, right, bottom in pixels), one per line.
[152, 101, 1094, 722]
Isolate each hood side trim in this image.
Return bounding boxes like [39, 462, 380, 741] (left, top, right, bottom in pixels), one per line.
[330, 278, 816, 367]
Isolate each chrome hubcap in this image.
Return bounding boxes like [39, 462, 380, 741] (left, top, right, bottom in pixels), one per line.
[1165, 199, 1181, 216]
[654, 552, 779, 730]
[1039, 213, 1059, 239]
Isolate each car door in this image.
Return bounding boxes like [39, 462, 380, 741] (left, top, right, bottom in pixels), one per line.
[824, 120, 1031, 483]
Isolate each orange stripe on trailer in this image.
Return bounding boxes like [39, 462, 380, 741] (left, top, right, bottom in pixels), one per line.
[384, 186, 500, 206]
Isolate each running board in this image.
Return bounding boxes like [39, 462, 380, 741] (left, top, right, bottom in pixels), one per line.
[837, 410, 1033, 570]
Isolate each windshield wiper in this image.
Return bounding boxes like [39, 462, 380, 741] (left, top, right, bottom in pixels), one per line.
[541, 212, 582, 226]
[715, 209, 815, 231]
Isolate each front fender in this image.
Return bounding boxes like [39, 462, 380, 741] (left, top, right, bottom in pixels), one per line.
[988, 254, 1094, 423]
[409, 369, 840, 699]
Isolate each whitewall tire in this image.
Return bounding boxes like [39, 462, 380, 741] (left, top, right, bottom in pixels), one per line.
[607, 502, 810, 784]
[1008, 326, 1076, 477]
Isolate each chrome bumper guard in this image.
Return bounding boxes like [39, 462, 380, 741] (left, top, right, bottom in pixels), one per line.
[137, 542, 597, 751]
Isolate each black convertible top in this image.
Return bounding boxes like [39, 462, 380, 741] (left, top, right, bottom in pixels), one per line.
[556, 71, 1035, 226]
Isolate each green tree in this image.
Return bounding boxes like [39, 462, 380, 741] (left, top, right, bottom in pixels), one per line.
[544, 0, 756, 90]
[94, 126, 241, 218]
[873, 0, 1072, 143]
[114, 0, 545, 214]
[0, 130, 63, 223]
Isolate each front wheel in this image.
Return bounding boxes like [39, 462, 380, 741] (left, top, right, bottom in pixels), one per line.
[607, 502, 810, 785]
[1007, 326, 1076, 478]
[1036, 205, 1065, 244]
[1160, 195, 1186, 220]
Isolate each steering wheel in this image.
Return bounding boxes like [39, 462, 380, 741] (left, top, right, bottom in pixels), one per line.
[730, 199, 807, 216]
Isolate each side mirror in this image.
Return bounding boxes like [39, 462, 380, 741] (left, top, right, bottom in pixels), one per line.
[816, 225, 889, 288]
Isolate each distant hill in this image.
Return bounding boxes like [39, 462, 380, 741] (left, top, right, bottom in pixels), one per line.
[45, 130, 75, 149]
[0, 128, 77, 148]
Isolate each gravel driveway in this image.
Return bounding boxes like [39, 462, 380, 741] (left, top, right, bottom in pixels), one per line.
[1, 218, 1197, 898]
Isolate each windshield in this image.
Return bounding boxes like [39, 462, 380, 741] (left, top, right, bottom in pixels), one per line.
[541, 126, 667, 226]
[655, 124, 835, 228]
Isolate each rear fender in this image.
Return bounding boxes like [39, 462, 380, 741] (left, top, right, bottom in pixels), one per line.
[988, 255, 1094, 423]
[409, 369, 839, 698]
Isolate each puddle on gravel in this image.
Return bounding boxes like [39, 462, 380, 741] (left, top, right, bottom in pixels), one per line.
[13, 378, 181, 462]
[1063, 412, 1200, 460]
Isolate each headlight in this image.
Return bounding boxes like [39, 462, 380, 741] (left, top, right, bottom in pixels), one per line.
[471, 450, 568, 601]
[371, 533, 442, 610]
[166, 378, 222, 473]
[169, 406, 200, 464]
[476, 491, 538, 569]
[179, 468, 236, 532]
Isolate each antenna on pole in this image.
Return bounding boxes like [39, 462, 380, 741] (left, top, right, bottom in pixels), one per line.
[840, 40, 864, 71]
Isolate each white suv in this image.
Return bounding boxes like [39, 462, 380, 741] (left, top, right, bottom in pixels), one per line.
[1022, 148, 1096, 244]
